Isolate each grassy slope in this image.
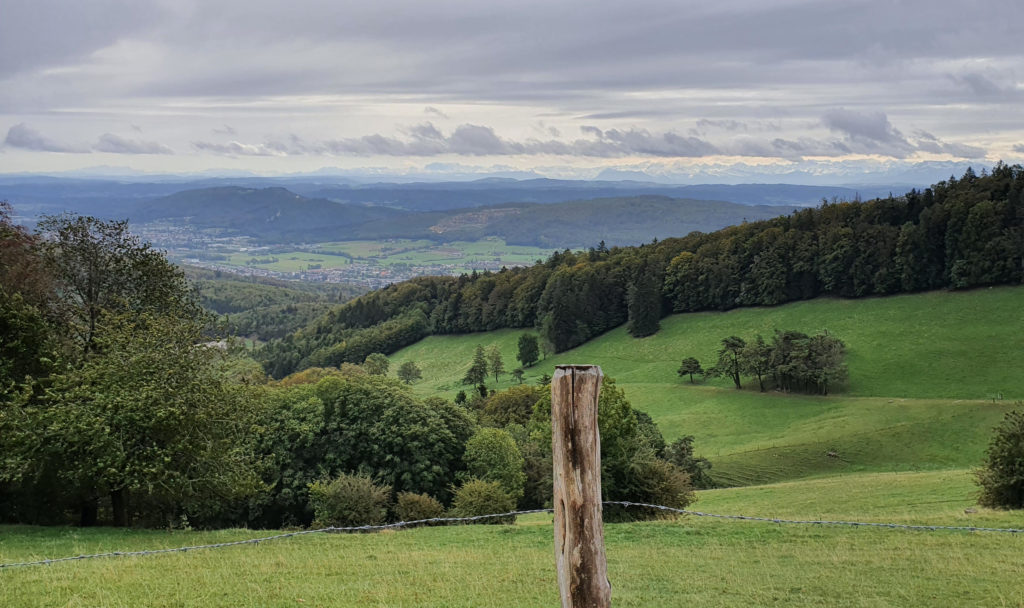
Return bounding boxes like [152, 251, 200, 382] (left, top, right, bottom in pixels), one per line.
[3, 471, 1022, 607]
[389, 286, 1024, 485]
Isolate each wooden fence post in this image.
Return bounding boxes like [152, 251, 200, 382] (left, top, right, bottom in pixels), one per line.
[551, 364, 611, 608]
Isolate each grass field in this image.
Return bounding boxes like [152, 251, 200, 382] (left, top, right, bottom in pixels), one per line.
[223, 251, 351, 272]
[389, 286, 1024, 486]
[3, 471, 1022, 607]
[214, 238, 554, 275]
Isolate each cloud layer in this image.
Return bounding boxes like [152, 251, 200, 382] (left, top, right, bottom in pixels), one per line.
[1, 0, 1021, 174]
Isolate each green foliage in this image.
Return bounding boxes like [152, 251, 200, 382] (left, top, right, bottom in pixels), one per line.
[393, 491, 445, 522]
[511, 367, 525, 384]
[767, 330, 847, 395]
[677, 357, 703, 383]
[710, 336, 746, 389]
[448, 479, 517, 524]
[1, 314, 263, 526]
[36, 214, 202, 357]
[664, 435, 714, 489]
[528, 377, 688, 518]
[487, 345, 505, 382]
[516, 333, 539, 368]
[362, 352, 389, 375]
[481, 384, 544, 428]
[397, 360, 422, 384]
[462, 345, 488, 385]
[976, 410, 1024, 509]
[626, 268, 661, 338]
[308, 473, 391, 527]
[460, 428, 526, 500]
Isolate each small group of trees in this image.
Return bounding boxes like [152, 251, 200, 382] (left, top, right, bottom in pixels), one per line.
[360, 352, 422, 384]
[463, 344, 524, 387]
[679, 330, 847, 395]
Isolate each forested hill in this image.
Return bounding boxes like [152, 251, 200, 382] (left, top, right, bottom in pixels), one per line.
[352, 196, 797, 247]
[131, 187, 404, 241]
[259, 165, 1024, 379]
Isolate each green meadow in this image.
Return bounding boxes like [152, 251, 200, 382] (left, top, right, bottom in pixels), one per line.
[389, 286, 1024, 486]
[4, 287, 1022, 607]
[2, 471, 1022, 607]
[216, 238, 554, 274]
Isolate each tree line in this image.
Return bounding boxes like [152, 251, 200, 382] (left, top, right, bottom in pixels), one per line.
[260, 164, 1024, 379]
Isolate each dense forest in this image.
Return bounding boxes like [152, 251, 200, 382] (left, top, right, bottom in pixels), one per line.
[260, 164, 1024, 379]
[185, 267, 365, 341]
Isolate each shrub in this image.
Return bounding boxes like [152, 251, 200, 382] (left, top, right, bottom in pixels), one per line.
[394, 491, 445, 522]
[606, 458, 695, 522]
[460, 428, 527, 500]
[308, 473, 391, 527]
[448, 479, 517, 524]
[976, 410, 1024, 509]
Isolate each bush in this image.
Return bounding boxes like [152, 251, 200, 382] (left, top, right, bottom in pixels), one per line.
[308, 473, 391, 527]
[460, 428, 526, 500]
[664, 435, 715, 489]
[976, 410, 1024, 509]
[394, 491, 445, 522]
[606, 458, 695, 522]
[448, 479, 517, 524]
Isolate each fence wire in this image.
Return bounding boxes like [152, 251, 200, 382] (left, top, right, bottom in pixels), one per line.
[2, 502, 1022, 571]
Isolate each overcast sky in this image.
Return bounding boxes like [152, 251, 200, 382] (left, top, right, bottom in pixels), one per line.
[1, 0, 1022, 182]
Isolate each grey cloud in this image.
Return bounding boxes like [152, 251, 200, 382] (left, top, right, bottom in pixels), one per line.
[1014, 144, 1024, 154]
[696, 119, 749, 132]
[949, 71, 1021, 99]
[94, 133, 173, 155]
[424, 106, 448, 118]
[213, 125, 238, 136]
[191, 123, 720, 159]
[3, 123, 89, 153]
[912, 131, 985, 158]
[821, 109, 916, 157]
[0, 0, 164, 78]
[191, 140, 282, 157]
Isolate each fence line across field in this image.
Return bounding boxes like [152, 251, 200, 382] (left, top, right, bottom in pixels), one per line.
[2, 501, 1022, 571]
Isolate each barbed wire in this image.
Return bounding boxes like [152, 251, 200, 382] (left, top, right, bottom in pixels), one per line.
[2, 502, 1021, 571]
[605, 501, 1024, 534]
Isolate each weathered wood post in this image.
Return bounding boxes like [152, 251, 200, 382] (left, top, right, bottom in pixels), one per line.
[551, 364, 611, 608]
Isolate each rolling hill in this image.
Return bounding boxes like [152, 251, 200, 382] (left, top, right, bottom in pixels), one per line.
[386, 286, 1024, 487]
